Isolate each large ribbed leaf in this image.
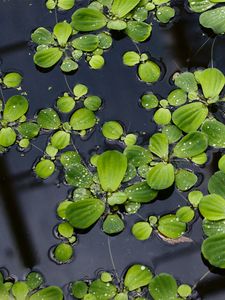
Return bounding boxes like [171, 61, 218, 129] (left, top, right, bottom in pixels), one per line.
[34, 48, 63, 68]
[147, 163, 174, 190]
[202, 233, 225, 268]
[188, 0, 215, 13]
[202, 118, 225, 148]
[173, 132, 208, 158]
[3, 95, 28, 122]
[53, 22, 72, 46]
[172, 102, 208, 133]
[124, 265, 153, 291]
[29, 287, 63, 300]
[149, 133, 169, 160]
[203, 219, 225, 237]
[66, 198, 105, 229]
[158, 214, 186, 239]
[200, 6, 225, 34]
[208, 171, 225, 198]
[71, 8, 107, 31]
[149, 273, 178, 300]
[199, 194, 225, 220]
[125, 181, 158, 203]
[111, 0, 140, 18]
[194, 68, 225, 99]
[97, 150, 127, 192]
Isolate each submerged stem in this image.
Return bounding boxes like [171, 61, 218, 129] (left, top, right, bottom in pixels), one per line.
[192, 270, 211, 291]
[107, 236, 120, 284]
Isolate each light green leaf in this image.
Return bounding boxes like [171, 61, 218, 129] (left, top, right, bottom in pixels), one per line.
[125, 181, 158, 203]
[12, 282, 29, 300]
[203, 219, 225, 237]
[138, 61, 160, 83]
[174, 72, 198, 93]
[124, 265, 153, 291]
[158, 214, 186, 239]
[71, 281, 88, 299]
[208, 171, 225, 198]
[149, 133, 169, 160]
[125, 21, 152, 42]
[58, 0, 75, 10]
[167, 89, 187, 106]
[188, 0, 215, 13]
[0, 127, 16, 147]
[132, 222, 152, 240]
[35, 159, 55, 179]
[51, 131, 70, 149]
[31, 27, 53, 45]
[89, 55, 105, 69]
[97, 150, 127, 192]
[37, 108, 61, 130]
[202, 233, 225, 268]
[147, 163, 174, 190]
[123, 51, 140, 67]
[65, 164, 93, 188]
[72, 35, 99, 52]
[89, 279, 117, 300]
[199, 194, 225, 220]
[175, 169, 197, 191]
[70, 108, 96, 130]
[66, 198, 105, 229]
[3, 95, 28, 122]
[200, 6, 225, 34]
[176, 206, 195, 223]
[149, 273, 178, 300]
[29, 286, 63, 300]
[156, 6, 175, 23]
[17, 122, 40, 139]
[3, 72, 22, 88]
[124, 145, 152, 167]
[102, 121, 123, 140]
[153, 108, 171, 125]
[162, 125, 182, 144]
[202, 118, 225, 148]
[60, 58, 78, 72]
[111, 0, 141, 18]
[53, 22, 72, 46]
[34, 48, 63, 68]
[107, 20, 127, 30]
[102, 214, 125, 234]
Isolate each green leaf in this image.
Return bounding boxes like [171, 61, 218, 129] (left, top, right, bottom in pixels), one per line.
[176, 206, 195, 223]
[72, 281, 88, 299]
[149, 273, 178, 300]
[153, 108, 171, 125]
[29, 286, 63, 300]
[26, 272, 44, 290]
[175, 169, 197, 191]
[34, 48, 63, 68]
[174, 72, 198, 92]
[54, 243, 73, 263]
[199, 194, 225, 220]
[111, 0, 140, 18]
[50, 131, 70, 150]
[132, 222, 152, 240]
[219, 155, 225, 173]
[56, 95, 75, 113]
[73, 83, 88, 98]
[71, 8, 107, 32]
[147, 163, 174, 190]
[102, 214, 125, 234]
[141, 93, 159, 109]
[123, 51, 140, 67]
[124, 265, 153, 291]
[172, 102, 208, 133]
[108, 192, 127, 206]
[202, 118, 225, 148]
[203, 219, 225, 237]
[200, 6, 225, 34]
[70, 108, 96, 130]
[0, 127, 16, 147]
[138, 61, 160, 83]
[84, 96, 102, 111]
[60, 58, 78, 72]
[107, 20, 127, 30]
[89, 55, 105, 69]
[124, 145, 152, 167]
[125, 181, 158, 203]
[3, 95, 28, 122]
[31, 27, 53, 45]
[173, 132, 208, 158]
[89, 279, 117, 300]
[162, 125, 182, 144]
[58, 0, 75, 10]
[188, 0, 215, 13]
[65, 164, 93, 188]
[149, 133, 169, 160]
[37, 108, 61, 130]
[158, 214, 186, 239]
[208, 171, 225, 198]
[202, 233, 225, 268]
[97, 32, 112, 49]
[102, 121, 123, 140]
[0, 283, 9, 300]
[72, 35, 99, 52]
[12, 282, 29, 300]
[35, 159, 55, 179]
[167, 89, 187, 107]
[3, 72, 22, 88]
[125, 21, 152, 42]
[17, 122, 40, 139]
[156, 6, 175, 23]
[195, 68, 225, 99]
[97, 150, 127, 192]
[66, 198, 105, 229]
[53, 22, 72, 46]
[60, 151, 81, 168]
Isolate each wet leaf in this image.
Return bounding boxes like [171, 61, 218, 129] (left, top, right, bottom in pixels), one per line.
[70, 108, 96, 130]
[71, 281, 88, 299]
[102, 121, 123, 140]
[102, 214, 125, 234]
[12, 282, 29, 300]
[60, 58, 78, 72]
[202, 233, 225, 268]
[35, 159, 55, 179]
[125, 181, 158, 203]
[3, 72, 22, 88]
[4, 95, 28, 122]
[199, 194, 225, 220]
[173, 132, 208, 158]
[66, 198, 105, 229]
[97, 150, 127, 192]
[89, 55, 105, 69]
[141, 93, 159, 109]
[123, 51, 140, 66]
[149, 133, 169, 160]
[84, 96, 102, 111]
[162, 125, 182, 144]
[158, 214, 186, 239]
[51, 131, 70, 149]
[200, 6, 225, 34]
[175, 169, 197, 191]
[174, 72, 198, 92]
[149, 273, 178, 300]
[89, 279, 117, 300]
[72, 35, 99, 52]
[34, 48, 63, 68]
[124, 265, 153, 291]
[147, 163, 174, 190]
[54, 243, 73, 263]
[202, 118, 225, 148]
[71, 8, 107, 32]
[65, 164, 93, 188]
[56, 95, 75, 113]
[17, 122, 40, 139]
[0, 127, 16, 147]
[97, 32, 112, 49]
[156, 6, 175, 23]
[107, 20, 127, 30]
[29, 286, 63, 300]
[188, 0, 215, 13]
[132, 222, 152, 240]
[124, 145, 152, 167]
[202, 219, 225, 237]
[208, 171, 225, 198]
[108, 192, 127, 206]
[37, 108, 61, 130]
[167, 89, 187, 106]
[58, 0, 75, 10]
[153, 108, 171, 125]
[138, 61, 160, 83]
[176, 206, 195, 223]
[31, 27, 53, 45]
[172, 102, 208, 133]
[125, 21, 152, 42]
[53, 22, 72, 46]
[111, 0, 140, 18]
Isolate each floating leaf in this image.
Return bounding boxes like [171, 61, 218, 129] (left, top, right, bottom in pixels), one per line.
[70, 108, 96, 130]
[147, 163, 174, 190]
[138, 61, 160, 83]
[54, 243, 73, 263]
[124, 265, 153, 291]
[132, 222, 152, 240]
[89, 55, 105, 69]
[66, 198, 105, 229]
[219, 155, 225, 173]
[153, 108, 171, 125]
[12, 282, 29, 300]
[111, 0, 141, 18]
[51, 131, 70, 149]
[149, 273, 178, 300]
[31, 27, 53, 45]
[0, 283, 9, 300]
[34, 48, 63, 68]
[97, 150, 127, 192]
[60, 58, 78, 72]
[26, 272, 44, 290]
[199, 194, 225, 221]
[58, 0, 75, 10]
[53, 22, 72, 46]
[141, 93, 159, 109]
[208, 171, 225, 198]
[200, 6, 225, 34]
[3, 72, 22, 88]
[126, 21, 152, 42]
[0, 127, 16, 147]
[60, 151, 81, 168]
[102, 121, 123, 140]
[84, 96, 102, 111]
[72, 35, 99, 52]
[175, 169, 197, 191]
[123, 51, 140, 67]
[73, 84, 88, 98]
[37, 108, 61, 130]
[156, 6, 175, 23]
[89, 279, 117, 300]
[3, 95, 28, 122]
[107, 19, 127, 30]
[174, 72, 198, 92]
[125, 181, 158, 203]
[65, 164, 93, 188]
[188, 0, 215, 13]
[202, 219, 225, 237]
[176, 206, 195, 223]
[194, 68, 225, 99]
[29, 286, 63, 300]
[71, 281, 88, 299]
[124, 145, 152, 167]
[188, 190, 203, 207]
[35, 159, 55, 179]
[202, 233, 225, 268]
[56, 95, 75, 113]
[18, 122, 40, 139]
[149, 133, 169, 160]
[172, 102, 208, 133]
[108, 192, 127, 206]
[202, 118, 225, 148]
[173, 132, 208, 158]
[158, 214, 186, 239]
[71, 8, 107, 32]
[97, 32, 112, 49]
[102, 214, 125, 234]
[167, 89, 187, 106]
[162, 125, 182, 144]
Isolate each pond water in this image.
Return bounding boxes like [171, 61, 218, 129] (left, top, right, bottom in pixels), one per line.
[0, 0, 225, 299]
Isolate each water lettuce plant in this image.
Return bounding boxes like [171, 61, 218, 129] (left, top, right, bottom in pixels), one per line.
[46, 0, 75, 11]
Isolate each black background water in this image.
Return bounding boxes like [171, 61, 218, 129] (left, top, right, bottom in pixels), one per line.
[0, 0, 225, 299]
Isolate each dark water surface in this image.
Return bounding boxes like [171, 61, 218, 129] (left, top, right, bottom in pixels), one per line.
[0, 0, 225, 299]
